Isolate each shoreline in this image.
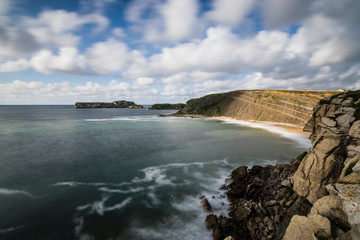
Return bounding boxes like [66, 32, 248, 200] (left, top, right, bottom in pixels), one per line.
[162, 114, 312, 149]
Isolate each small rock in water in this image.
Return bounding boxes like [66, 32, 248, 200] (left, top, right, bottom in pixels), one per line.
[201, 198, 212, 211]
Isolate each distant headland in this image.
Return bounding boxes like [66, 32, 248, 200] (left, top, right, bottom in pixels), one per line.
[74, 100, 185, 110]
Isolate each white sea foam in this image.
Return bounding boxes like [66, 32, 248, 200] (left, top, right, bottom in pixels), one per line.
[218, 118, 311, 148]
[84, 115, 162, 122]
[0, 225, 24, 234]
[98, 187, 145, 194]
[0, 188, 33, 197]
[52, 181, 130, 187]
[77, 196, 132, 216]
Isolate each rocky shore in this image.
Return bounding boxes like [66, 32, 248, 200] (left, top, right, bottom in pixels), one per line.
[204, 154, 312, 240]
[200, 91, 360, 240]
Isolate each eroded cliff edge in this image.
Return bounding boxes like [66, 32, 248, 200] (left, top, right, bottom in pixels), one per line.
[198, 90, 359, 240]
[284, 91, 360, 240]
[174, 90, 337, 127]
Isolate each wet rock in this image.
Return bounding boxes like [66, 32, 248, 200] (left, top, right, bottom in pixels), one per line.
[201, 197, 212, 211]
[231, 166, 247, 183]
[223, 236, 235, 240]
[234, 204, 251, 221]
[206, 214, 218, 229]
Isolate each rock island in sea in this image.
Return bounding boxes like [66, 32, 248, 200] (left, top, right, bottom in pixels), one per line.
[168, 89, 360, 240]
[74, 100, 144, 108]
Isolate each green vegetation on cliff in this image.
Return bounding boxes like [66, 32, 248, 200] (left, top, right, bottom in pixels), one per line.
[150, 103, 185, 110]
[74, 100, 143, 108]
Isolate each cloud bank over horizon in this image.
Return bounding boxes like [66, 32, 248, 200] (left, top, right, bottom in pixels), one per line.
[0, 0, 360, 104]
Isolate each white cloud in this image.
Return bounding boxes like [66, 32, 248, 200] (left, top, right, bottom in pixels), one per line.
[0, 0, 10, 15]
[262, 0, 312, 29]
[85, 38, 136, 75]
[126, 26, 289, 78]
[0, 58, 29, 72]
[22, 10, 109, 48]
[134, 77, 155, 86]
[206, 0, 255, 26]
[0, 80, 142, 104]
[125, 0, 203, 42]
[30, 47, 87, 74]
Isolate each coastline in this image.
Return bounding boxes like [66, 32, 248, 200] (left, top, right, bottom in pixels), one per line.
[164, 113, 314, 239]
[162, 114, 312, 149]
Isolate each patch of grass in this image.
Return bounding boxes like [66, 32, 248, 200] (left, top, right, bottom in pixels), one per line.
[297, 151, 308, 162]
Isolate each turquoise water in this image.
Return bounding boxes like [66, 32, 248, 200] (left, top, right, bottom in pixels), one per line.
[0, 106, 309, 240]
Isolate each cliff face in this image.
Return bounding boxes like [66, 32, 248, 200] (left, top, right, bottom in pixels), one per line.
[150, 103, 185, 110]
[74, 100, 143, 108]
[178, 90, 338, 127]
[285, 91, 360, 240]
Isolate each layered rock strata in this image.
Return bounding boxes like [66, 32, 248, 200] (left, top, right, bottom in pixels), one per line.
[176, 90, 337, 127]
[205, 91, 360, 240]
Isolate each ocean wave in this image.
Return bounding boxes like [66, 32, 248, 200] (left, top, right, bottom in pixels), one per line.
[52, 181, 130, 187]
[218, 118, 311, 148]
[98, 187, 145, 194]
[76, 196, 132, 216]
[84, 115, 162, 122]
[0, 225, 24, 234]
[0, 188, 33, 197]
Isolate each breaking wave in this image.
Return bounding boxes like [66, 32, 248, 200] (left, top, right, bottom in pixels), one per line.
[0, 188, 33, 197]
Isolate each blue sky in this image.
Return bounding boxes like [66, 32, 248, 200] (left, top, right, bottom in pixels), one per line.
[1, 0, 360, 104]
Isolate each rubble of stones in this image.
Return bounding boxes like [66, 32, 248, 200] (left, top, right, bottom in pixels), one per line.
[204, 159, 312, 240]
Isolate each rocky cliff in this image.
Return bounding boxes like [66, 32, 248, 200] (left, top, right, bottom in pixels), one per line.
[74, 100, 143, 108]
[176, 90, 338, 127]
[284, 91, 360, 240]
[150, 103, 185, 110]
[198, 90, 360, 240]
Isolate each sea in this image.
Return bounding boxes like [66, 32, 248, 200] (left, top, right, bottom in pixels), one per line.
[0, 106, 310, 240]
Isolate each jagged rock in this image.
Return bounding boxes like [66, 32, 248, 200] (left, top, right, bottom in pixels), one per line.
[335, 107, 356, 115]
[336, 114, 355, 128]
[293, 136, 345, 203]
[341, 98, 354, 107]
[334, 183, 360, 239]
[321, 117, 337, 127]
[223, 236, 235, 240]
[308, 213, 332, 239]
[231, 166, 247, 182]
[206, 214, 218, 229]
[234, 203, 251, 221]
[353, 160, 360, 175]
[281, 179, 291, 187]
[349, 120, 360, 138]
[331, 97, 344, 105]
[310, 194, 351, 232]
[201, 197, 212, 211]
[283, 215, 317, 240]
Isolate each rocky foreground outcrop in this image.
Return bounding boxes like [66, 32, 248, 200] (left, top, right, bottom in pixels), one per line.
[204, 154, 312, 240]
[204, 90, 360, 240]
[74, 100, 143, 108]
[285, 91, 360, 240]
